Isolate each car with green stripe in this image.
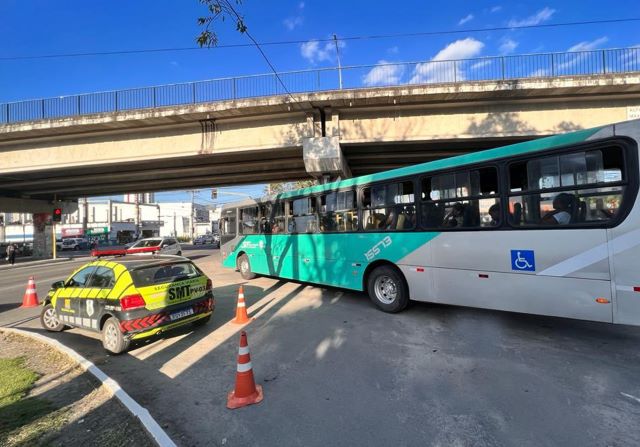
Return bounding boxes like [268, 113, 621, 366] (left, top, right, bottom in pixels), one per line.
[40, 254, 214, 354]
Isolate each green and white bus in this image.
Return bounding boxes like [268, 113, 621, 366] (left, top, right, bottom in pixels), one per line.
[220, 119, 640, 325]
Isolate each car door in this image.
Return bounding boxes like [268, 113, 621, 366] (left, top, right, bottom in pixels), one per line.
[81, 266, 116, 330]
[167, 239, 180, 255]
[55, 266, 98, 327]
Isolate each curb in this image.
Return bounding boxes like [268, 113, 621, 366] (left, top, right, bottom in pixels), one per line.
[0, 327, 177, 447]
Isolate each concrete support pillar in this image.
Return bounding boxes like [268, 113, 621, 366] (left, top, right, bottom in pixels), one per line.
[32, 213, 52, 259]
[303, 136, 351, 183]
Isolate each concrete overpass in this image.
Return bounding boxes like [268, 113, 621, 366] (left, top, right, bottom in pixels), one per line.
[1, 48, 640, 206]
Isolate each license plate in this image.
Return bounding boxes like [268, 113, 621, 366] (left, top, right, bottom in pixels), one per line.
[170, 308, 194, 321]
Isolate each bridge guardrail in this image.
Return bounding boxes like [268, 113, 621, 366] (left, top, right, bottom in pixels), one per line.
[1, 47, 638, 125]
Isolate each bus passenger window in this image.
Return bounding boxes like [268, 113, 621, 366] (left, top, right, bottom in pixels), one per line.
[362, 182, 415, 231]
[421, 168, 499, 230]
[271, 202, 285, 233]
[291, 197, 317, 233]
[239, 206, 259, 235]
[319, 191, 357, 232]
[508, 147, 626, 227]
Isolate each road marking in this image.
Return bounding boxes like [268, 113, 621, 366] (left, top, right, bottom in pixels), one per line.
[621, 392, 640, 404]
[0, 327, 177, 447]
[159, 283, 300, 379]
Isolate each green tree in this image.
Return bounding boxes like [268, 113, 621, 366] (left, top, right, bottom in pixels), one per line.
[196, 0, 247, 47]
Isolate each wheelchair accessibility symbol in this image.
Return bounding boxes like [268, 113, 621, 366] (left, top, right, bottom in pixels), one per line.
[511, 250, 535, 272]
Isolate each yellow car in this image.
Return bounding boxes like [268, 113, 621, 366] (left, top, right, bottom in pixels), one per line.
[40, 252, 214, 354]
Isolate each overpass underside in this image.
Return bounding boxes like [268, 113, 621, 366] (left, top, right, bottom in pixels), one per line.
[1, 72, 639, 201]
[0, 137, 529, 200]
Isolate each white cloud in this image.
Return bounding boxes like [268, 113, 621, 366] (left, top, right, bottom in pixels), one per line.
[508, 7, 555, 27]
[470, 59, 492, 70]
[567, 36, 608, 52]
[458, 14, 474, 25]
[284, 2, 305, 30]
[490, 6, 502, 13]
[499, 38, 518, 55]
[363, 60, 405, 87]
[300, 39, 345, 64]
[284, 16, 303, 30]
[409, 38, 485, 84]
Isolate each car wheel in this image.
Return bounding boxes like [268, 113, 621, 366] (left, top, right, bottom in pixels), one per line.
[40, 304, 65, 332]
[74, 246, 80, 251]
[367, 265, 409, 313]
[101, 317, 130, 354]
[237, 254, 256, 280]
[177, 251, 182, 256]
[192, 314, 211, 327]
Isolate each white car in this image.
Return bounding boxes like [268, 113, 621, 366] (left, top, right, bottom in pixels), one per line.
[61, 238, 89, 251]
[127, 237, 182, 256]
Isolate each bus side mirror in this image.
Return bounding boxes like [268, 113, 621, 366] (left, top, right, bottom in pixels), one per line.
[51, 280, 65, 290]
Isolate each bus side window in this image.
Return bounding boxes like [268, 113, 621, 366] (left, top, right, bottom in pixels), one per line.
[239, 206, 259, 235]
[508, 147, 626, 227]
[291, 197, 317, 233]
[362, 182, 415, 231]
[421, 167, 500, 230]
[319, 191, 357, 232]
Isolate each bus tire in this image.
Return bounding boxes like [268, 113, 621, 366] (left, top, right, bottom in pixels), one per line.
[367, 265, 409, 313]
[237, 254, 256, 280]
[101, 317, 130, 355]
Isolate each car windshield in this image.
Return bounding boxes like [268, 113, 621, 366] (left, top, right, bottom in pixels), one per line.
[131, 239, 162, 248]
[129, 262, 201, 286]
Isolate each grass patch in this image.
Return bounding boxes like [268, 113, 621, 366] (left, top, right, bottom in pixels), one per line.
[0, 357, 56, 444]
[0, 357, 39, 407]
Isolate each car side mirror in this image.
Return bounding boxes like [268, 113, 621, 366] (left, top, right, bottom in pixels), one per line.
[51, 280, 65, 290]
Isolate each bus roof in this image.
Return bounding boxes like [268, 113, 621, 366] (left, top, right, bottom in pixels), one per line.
[221, 123, 610, 209]
[278, 125, 605, 200]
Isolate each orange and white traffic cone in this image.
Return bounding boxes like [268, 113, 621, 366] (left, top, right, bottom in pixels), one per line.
[227, 331, 263, 409]
[20, 276, 40, 308]
[232, 285, 251, 324]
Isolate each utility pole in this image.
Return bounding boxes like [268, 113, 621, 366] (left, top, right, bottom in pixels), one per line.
[135, 193, 140, 239]
[333, 34, 343, 90]
[190, 190, 198, 242]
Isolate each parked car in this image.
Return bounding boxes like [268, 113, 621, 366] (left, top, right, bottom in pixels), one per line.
[127, 237, 182, 256]
[194, 233, 220, 247]
[61, 238, 89, 251]
[40, 254, 213, 353]
[193, 234, 214, 245]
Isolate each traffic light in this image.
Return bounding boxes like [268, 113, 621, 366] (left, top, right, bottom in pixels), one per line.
[211, 188, 218, 200]
[52, 208, 62, 223]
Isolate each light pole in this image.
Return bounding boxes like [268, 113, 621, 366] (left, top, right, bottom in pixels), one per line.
[333, 34, 343, 90]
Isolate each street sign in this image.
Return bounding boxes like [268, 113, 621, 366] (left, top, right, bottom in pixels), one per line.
[86, 227, 109, 236]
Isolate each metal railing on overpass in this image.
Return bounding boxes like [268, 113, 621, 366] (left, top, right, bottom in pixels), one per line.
[1, 47, 639, 125]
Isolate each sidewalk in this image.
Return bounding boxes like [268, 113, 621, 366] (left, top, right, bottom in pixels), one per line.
[0, 255, 90, 271]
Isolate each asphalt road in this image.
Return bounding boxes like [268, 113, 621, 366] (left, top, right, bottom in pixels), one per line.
[1, 247, 640, 446]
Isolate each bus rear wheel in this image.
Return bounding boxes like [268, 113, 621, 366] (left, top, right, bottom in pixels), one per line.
[237, 254, 256, 280]
[367, 265, 409, 313]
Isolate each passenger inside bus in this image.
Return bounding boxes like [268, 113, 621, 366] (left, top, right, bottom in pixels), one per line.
[443, 203, 465, 227]
[542, 193, 573, 225]
[488, 203, 500, 226]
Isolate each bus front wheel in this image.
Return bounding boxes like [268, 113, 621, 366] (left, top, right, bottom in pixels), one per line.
[367, 265, 409, 313]
[237, 254, 256, 280]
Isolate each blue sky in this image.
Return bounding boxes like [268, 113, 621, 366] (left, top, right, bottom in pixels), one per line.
[1, 0, 639, 203]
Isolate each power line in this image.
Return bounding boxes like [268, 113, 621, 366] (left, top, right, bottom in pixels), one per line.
[219, 0, 302, 108]
[1, 17, 638, 61]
